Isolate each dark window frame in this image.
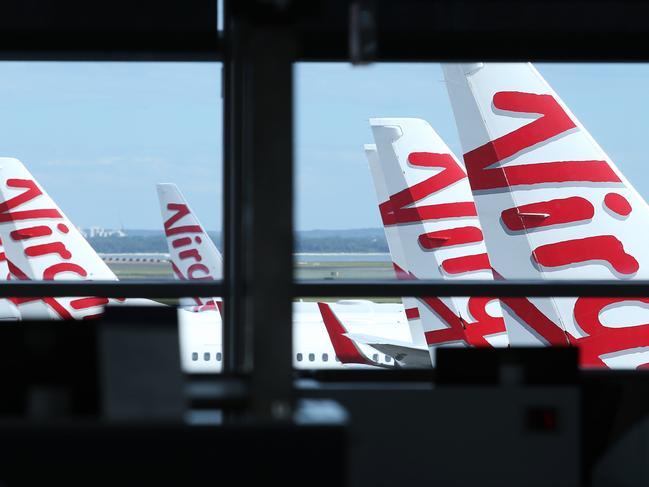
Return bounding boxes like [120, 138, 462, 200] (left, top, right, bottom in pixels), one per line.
[0, 0, 648, 418]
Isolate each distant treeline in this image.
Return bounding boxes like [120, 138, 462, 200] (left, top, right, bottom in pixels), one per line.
[88, 235, 169, 253]
[295, 236, 388, 253]
[88, 229, 389, 254]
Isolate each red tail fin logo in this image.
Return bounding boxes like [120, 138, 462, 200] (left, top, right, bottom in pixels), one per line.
[165, 203, 214, 281]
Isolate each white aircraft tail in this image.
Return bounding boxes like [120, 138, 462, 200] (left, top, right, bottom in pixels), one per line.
[0, 158, 118, 320]
[364, 144, 427, 348]
[156, 183, 222, 312]
[0, 238, 20, 320]
[443, 62, 649, 367]
[367, 118, 509, 363]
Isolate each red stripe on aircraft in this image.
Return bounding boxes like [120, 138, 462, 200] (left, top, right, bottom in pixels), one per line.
[70, 297, 109, 310]
[6, 259, 76, 320]
[533, 235, 639, 275]
[441, 253, 491, 274]
[172, 237, 193, 248]
[42, 263, 88, 280]
[418, 226, 483, 250]
[25, 242, 72, 260]
[573, 297, 649, 367]
[501, 197, 594, 231]
[463, 91, 620, 190]
[10, 225, 53, 240]
[380, 152, 475, 225]
[318, 302, 372, 365]
[604, 193, 632, 217]
[0, 179, 63, 222]
[405, 307, 420, 320]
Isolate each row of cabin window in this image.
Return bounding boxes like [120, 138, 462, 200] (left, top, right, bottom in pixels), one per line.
[192, 351, 393, 364]
[295, 352, 392, 364]
[192, 352, 222, 362]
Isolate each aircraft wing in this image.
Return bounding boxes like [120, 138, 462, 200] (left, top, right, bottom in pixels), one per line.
[318, 302, 376, 366]
[344, 332, 431, 368]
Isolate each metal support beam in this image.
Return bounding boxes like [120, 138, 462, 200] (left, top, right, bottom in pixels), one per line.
[222, 0, 247, 380]
[0, 281, 221, 298]
[295, 280, 649, 298]
[224, 1, 296, 418]
[0, 279, 641, 299]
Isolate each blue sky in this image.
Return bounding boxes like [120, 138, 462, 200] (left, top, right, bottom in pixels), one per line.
[0, 62, 646, 232]
[296, 62, 649, 230]
[0, 62, 222, 230]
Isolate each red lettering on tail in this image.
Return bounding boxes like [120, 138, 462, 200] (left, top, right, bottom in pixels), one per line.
[422, 297, 469, 345]
[179, 249, 202, 262]
[604, 193, 632, 217]
[70, 297, 109, 310]
[405, 307, 420, 320]
[501, 197, 594, 231]
[392, 263, 504, 346]
[164, 203, 202, 236]
[7, 259, 84, 320]
[534, 235, 639, 275]
[573, 297, 649, 367]
[418, 226, 483, 250]
[441, 253, 491, 275]
[380, 152, 476, 225]
[172, 237, 192, 248]
[422, 296, 504, 347]
[490, 268, 569, 345]
[10, 225, 53, 240]
[463, 92, 620, 190]
[25, 242, 72, 260]
[188, 263, 211, 280]
[43, 263, 87, 280]
[0, 179, 62, 223]
[500, 297, 570, 346]
[464, 297, 508, 345]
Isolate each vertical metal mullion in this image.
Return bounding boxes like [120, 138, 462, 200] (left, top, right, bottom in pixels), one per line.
[224, 2, 296, 418]
[223, 0, 248, 376]
[245, 25, 296, 419]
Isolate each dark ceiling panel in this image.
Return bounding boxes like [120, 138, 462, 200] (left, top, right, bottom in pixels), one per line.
[0, 0, 218, 60]
[280, 0, 649, 61]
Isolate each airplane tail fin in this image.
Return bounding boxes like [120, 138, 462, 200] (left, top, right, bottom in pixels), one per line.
[0, 158, 118, 319]
[317, 302, 374, 366]
[367, 118, 509, 361]
[364, 143, 427, 348]
[443, 62, 649, 367]
[156, 183, 222, 312]
[0, 238, 19, 320]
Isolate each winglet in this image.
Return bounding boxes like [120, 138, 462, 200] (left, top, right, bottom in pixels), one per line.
[317, 302, 373, 365]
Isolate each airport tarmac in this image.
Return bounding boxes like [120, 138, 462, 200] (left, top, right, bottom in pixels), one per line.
[107, 258, 399, 302]
[107, 258, 394, 281]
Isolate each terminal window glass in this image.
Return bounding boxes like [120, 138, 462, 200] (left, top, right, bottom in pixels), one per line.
[294, 62, 649, 371]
